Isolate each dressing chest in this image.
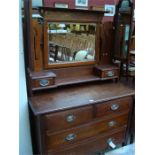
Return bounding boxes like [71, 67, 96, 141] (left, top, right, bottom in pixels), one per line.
[23, 0, 134, 154]
[29, 82, 134, 154]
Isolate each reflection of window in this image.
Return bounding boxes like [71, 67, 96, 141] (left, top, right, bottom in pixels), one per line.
[54, 3, 69, 8]
[75, 0, 88, 7]
[104, 5, 115, 16]
[122, 25, 130, 58]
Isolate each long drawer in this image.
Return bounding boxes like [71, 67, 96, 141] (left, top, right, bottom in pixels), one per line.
[48, 127, 126, 155]
[45, 113, 128, 151]
[42, 106, 93, 132]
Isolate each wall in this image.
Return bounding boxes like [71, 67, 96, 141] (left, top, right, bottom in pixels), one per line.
[43, 0, 115, 22]
[43, 0, 115, 8]
[19, 0, 33, 155]
[43, 0, 135, 22]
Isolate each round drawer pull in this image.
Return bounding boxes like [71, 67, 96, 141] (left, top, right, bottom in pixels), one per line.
[108, 120, 117, 127]
[65, 133, 76, 141]
[107, 71, 114, 77]
[107, 138, 116, 149]
[66, 114, 76, 123]
[39, 79, 49, 87]
[111, 104, 120, 111]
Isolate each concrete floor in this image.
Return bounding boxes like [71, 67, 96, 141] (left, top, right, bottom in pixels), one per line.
[105, 144, 135, 155]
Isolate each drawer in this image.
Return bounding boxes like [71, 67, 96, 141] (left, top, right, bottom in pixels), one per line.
[48, 127, 126, 155]
[32, 78, 55, 88]
[94, 65, 119, 79]
[42, 106, 93, 132]
[28, 69, 56, 91]
[96, 97, 131, 118]
[44, 113, 128, 151]
[103, 69, 119, 78]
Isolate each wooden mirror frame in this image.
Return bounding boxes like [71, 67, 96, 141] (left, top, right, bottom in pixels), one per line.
[43, 21, 98, 69]
[39, 7, 105, 69]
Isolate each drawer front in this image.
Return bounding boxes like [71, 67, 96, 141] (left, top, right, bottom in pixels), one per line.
[102, 69, 119, 78]
[96, 97, 131, 118]
[42, 106, 93, 132]
[45, 113, 128, 151]
[48, 127, 126, 155]
[32, 78, 55, 88]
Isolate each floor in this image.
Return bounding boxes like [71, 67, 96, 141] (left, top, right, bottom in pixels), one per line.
[105, 143, 135, 155]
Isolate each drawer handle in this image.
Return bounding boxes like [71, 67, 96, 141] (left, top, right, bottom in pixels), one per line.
[107, 71, 114, 77]
[39, 79, 49, 87]
[66, 114, 76, 123]
[108, 120, 117, 127]
[107, 138, 116, 149]
[65, 133, 76, 141]
[111, 104, 120, 111]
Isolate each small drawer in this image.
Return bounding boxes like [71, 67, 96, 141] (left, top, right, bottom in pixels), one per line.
[45, 113, 128, 150]
[42, 106, 93, 132]
[28, 69, 56, 90]
[94, 65, 119, 79]
[96, 97, 131, 118]
[102, 69, 119, 78]
[32, 78, 55, 88]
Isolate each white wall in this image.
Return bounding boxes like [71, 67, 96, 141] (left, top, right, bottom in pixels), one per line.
[19, 0, 33, 155]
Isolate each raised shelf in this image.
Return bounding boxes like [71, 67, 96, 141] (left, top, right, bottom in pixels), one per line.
[28, 64, 120, 93]
[56, 75, 101, 86]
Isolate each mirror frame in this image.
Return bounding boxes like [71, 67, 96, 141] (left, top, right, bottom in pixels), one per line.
[43, 20, 100, 69]
[38, 7, 105, 69]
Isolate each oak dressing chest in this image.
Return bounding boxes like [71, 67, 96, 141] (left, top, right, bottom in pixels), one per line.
[23, 0, 134, 154]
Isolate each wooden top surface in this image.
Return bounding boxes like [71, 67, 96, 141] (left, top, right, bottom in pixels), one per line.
[28, 70, 56, 79]
[29, 81, 134, 115]
[95, 65, 119, 71]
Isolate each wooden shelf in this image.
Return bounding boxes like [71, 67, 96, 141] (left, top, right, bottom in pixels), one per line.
[31, 74, 101, 92]
[30, 65, 120, 92]
[55, 75, 101, 86]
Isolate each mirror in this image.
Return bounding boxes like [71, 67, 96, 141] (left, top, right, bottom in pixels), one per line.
[47, 22, 96, 64]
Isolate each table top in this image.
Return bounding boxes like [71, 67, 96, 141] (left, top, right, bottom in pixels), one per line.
[29, 81, 135, 115]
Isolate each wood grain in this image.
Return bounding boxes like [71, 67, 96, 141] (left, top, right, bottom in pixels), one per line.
[42, 106, 93, 132]
[45, 113, 128, 150]
[50, 127, 126, 155]
[29, 82, 134, 115]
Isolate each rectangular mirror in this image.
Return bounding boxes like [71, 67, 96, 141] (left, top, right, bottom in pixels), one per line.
[47, 22, 96, 64]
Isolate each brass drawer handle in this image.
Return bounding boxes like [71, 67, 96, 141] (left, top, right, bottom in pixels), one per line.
[111, 104, 120, 111]
[107, 71, 114, 77]
[39, 79, 49, 87]
[107, 138, 116, 149]
[65, 133, 76, 141]
[108, 120, 117, 127]
[66, 114, 76, 123]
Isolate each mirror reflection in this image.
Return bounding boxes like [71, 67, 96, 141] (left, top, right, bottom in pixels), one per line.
[48, 22, 96, 64]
